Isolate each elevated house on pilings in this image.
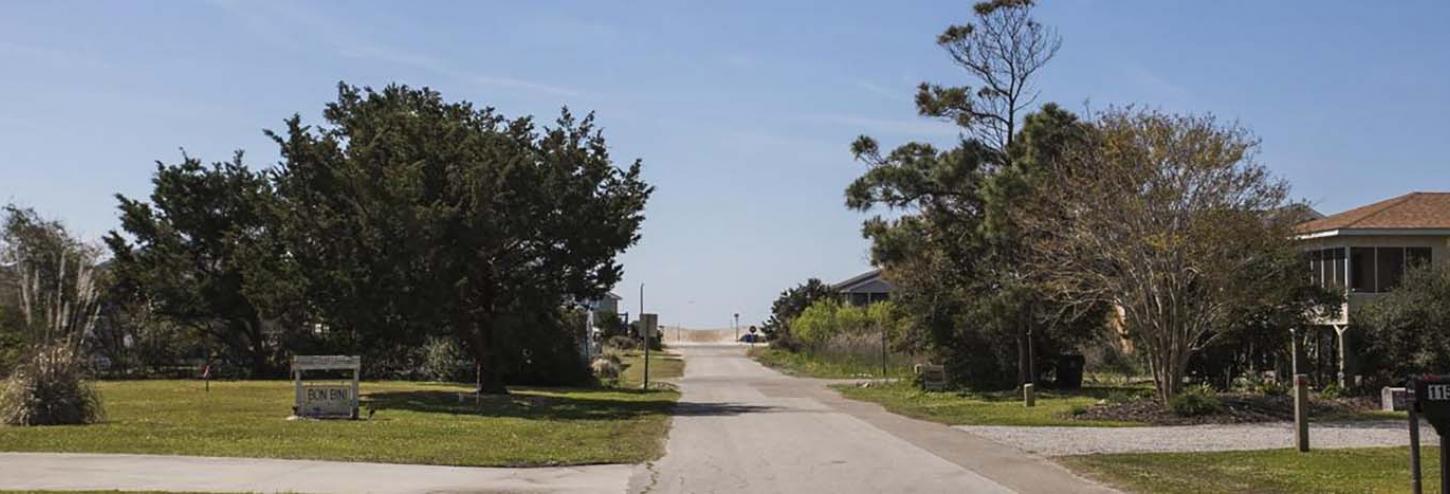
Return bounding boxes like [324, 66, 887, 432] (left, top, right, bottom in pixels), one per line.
[833, 269, 894, 307]
[1295, 192, 1450, 387]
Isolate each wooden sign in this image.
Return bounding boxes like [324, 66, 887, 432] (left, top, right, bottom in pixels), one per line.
[301, 384, 354, 418]
[292, 355, 361, 371]
[292, 355, 361, 419]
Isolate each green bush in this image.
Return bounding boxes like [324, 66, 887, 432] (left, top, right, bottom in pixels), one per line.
[1105, 390, 1140, 404]
[1168, 384, 1222, 417]
[420, 337, 470, 382]
[1, 344, 104, 426]
[1069, 404, 1089, 416]
[1319, 383, 1345, 400]
[790, 299, 905, 350]
[605, 335, 639, 351]
[1358, 264, 1450, 382]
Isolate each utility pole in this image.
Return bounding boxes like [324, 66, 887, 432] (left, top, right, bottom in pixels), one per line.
[734, 313, 740, 343]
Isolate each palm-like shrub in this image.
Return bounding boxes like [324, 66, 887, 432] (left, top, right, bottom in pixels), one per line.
[1, 344, 103, 425]
[0, 205, 105, 426]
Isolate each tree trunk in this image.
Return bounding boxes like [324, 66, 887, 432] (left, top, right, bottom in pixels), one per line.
[476, 332, 508, 395]
[459, 313, 508, 395]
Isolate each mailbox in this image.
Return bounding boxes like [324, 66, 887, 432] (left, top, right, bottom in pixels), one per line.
[1414, 375, 1450, 437]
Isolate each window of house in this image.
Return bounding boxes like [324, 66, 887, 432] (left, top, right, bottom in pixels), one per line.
[1331, 248, 1346, 287]
[1376, 247, 1406, 291]
[1345, 246, 1435, 293]
[1305, 248, 1346, 289]
[1349, 247, 1375, 292]
[1409, 247, 1433, 269]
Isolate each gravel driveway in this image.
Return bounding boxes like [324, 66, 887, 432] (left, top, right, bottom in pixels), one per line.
[958, 420, 1436, 456]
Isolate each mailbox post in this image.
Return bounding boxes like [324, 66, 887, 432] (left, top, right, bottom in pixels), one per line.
[1408, 375, 1450, 494]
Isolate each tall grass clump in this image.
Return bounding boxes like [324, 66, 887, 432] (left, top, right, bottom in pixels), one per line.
[1, 344, 103, 425]
[0, 205, 105, 426]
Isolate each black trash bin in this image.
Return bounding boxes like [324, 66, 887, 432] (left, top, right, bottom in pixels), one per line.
[1056, 354, 1085, 390]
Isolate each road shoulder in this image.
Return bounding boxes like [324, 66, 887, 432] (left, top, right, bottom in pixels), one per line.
[0, 452, 632, 494]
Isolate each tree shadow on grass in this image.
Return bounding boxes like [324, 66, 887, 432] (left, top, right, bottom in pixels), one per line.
[364, 390, 774, 421]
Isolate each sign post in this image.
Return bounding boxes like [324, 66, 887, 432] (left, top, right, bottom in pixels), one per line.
[291, 355, 362, 419]
[639, 313, 658, 390]
[1408, 375, 1450, 494]
[1294, 374, 1310, 452]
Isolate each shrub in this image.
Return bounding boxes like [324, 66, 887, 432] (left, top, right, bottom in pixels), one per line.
[605, 335, 639, 351]
[420, 337, 470, 382]
[1233, 373, 1287, 397]
[1069, 404, 1088, 416]
[1357, 264, 1450, 381]
[1168, 384, 1222, 417]
[1, 344, 104, 426]
[1319, 383, 1345, 400]
[1257, 381, 1288, 397]
[590, 357, 621, 381]
[790, 299, 905, 350]
[1104, 390, 1138, 404]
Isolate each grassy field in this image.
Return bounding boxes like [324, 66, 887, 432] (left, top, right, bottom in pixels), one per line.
[0, 379, 676, 467]
[748, 347, 912, 379]
[834, 381, 1144, 427]
[618, 349, 684, 387]
[1063, 446, 1437, 493]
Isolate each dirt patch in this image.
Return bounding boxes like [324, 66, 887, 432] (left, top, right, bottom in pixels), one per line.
[1071, 393, 1382, 426]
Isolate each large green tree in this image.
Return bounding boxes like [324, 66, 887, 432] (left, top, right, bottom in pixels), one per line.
[271, 84, 650, 393]
[1015, 109, 1304, 401]
[846, 1, 1101, 389]
[106, 153, 302, 377]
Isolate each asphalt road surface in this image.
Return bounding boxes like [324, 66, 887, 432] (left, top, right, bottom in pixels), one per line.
[630, 343, 1117, 494]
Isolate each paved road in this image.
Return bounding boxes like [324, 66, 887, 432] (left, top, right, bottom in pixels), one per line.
[631, 344, 1116, 494]
[0, 452, 631, 493]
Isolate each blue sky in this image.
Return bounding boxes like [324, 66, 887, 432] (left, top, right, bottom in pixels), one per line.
[2, 1, 1446, 327]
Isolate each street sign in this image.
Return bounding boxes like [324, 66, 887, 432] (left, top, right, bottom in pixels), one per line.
[639, 314, 658, 339]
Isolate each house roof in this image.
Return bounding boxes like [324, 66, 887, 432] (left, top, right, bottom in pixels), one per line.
[1296, 192, 1450, 236]
[832, 269, 893, 293]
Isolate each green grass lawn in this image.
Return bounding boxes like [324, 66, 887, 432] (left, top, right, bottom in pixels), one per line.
[1063, 446, 1438, 493]
[748, 347, 912, 379]
[834, 381, 1145, 427]
[618, 349, 684, 387]
[0, 379, 676, 467]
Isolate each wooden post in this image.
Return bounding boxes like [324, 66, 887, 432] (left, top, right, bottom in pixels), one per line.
[293, 369, 303, 416]
[1024, 383, 1036, 408]
[350, 362, 361, 420]
[1335, 325, 1349, 389]
[1289, 328, 1300, 379]
[1410, 377, 1423, 494]
[1294, 373, 1310, 452]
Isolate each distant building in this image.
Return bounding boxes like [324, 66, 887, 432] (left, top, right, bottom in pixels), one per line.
[833, 269, 893, 306]
[589, 292, 622, 315]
